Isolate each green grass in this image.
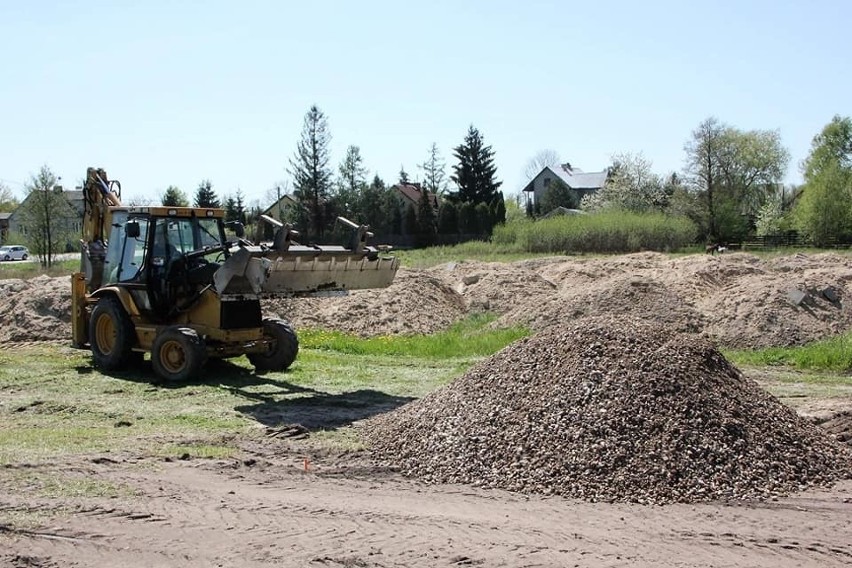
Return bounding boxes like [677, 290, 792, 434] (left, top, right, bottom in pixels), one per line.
[0, 315, 525, 465]
[396, 241, 553, 268]
[300, 313, 529, 358]
[0, 258, 77, 279]
[725, 332, 852, 373]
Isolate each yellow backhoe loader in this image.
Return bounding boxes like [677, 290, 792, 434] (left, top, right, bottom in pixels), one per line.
[71, 167, 399, 381]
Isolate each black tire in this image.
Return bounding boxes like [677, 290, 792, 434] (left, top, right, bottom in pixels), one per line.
[3, 255, 9, 261]
[248, 319, 299, 373]
[151, 326, 207, 381]
[89, 296, 137, 372]
[21, 254, 27, 261]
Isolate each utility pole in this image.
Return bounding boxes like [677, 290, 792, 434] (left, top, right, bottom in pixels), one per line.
[277, 186, 281, 221]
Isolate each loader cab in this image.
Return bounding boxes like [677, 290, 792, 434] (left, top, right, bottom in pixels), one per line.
[101, 208, 230, 319]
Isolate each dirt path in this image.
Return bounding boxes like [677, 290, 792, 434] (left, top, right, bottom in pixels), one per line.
[3, 447, 852, 568]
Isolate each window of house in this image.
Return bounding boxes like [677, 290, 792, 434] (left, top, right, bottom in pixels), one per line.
[543, 178, 551, 188]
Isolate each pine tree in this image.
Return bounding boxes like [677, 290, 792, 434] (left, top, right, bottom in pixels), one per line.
[288, 105, 333, 237]
[161, 185, 189, 207]
[450, 125, 502, 206]
[398, 166, 410, 185]
[419, 142, 448, 196]
[337, 145, 367, 219]
[437, 201, 459, 235]
[193, 180, 220, 208]
[416, 187, 437, 246]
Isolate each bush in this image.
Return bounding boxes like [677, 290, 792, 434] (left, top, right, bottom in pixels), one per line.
[500, 211, 697, 254]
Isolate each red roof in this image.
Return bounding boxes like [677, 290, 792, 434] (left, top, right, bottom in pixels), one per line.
[393, 183, 439, 208]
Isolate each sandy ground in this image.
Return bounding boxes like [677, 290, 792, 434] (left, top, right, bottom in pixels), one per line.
[3, 252, 852, 566]
[1, 449, 850, 568]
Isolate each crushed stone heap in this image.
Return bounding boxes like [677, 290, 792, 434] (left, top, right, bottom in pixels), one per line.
[362, 316, 852, 504]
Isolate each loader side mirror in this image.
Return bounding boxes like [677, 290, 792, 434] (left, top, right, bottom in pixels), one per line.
[126, 220, 141, 239]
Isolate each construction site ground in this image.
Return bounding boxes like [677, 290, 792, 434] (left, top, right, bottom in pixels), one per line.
[2, 251, 852, 567]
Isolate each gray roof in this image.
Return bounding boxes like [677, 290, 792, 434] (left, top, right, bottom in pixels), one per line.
[523, 164, 607, 192]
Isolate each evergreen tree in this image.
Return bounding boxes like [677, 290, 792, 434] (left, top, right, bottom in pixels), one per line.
[193, 179, 220, 208]
[416, 188, 437, 246]
[288, 105, 333, 237]
[337, 145, 367, 219]
[403, 204, 418, 236]
[359, 175, 388, 232]
[450, 125, 502, 207]
[234, 189, 247, 224]
[161, 185, 189, 207]
[475, 202, 491, 235]
[419, 142, 448, 196]
[398, 166, 410, 185]
[458, 201, 477, 234]
[437, 201, 459, 235]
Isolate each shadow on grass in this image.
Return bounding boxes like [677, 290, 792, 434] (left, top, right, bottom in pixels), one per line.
[81, 357, 414, 431]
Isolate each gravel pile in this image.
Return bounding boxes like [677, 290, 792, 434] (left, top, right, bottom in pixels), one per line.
[363, 317, 852, 503]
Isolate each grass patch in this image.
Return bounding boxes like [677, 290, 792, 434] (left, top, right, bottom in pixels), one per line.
[0, 258, 77, 279]
[300, 313, 529, 358]
[397, 241, 552, 268]
[725, 333, 852, 373]
[0, 317, 524, 463]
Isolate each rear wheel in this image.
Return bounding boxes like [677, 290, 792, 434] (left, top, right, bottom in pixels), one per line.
[151, 326, 206, 381]
[249, 319, 299, 373]
[90, 296, 137, 371]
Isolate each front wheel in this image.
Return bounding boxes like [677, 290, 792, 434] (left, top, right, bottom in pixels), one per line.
[90, 296, 137, 372]
[3, 255, 9, 261]
[21, 254, 27, 261]
[151, 326, 207, 381]
[248, 319, 299, 373]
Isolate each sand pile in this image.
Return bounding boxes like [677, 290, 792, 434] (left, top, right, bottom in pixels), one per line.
[362, 317, 852, 503]
[263, 270, 467, 337]
[0, 275, 71, 342]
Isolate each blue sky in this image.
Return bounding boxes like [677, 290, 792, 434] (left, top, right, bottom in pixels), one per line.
[1, 0, 848, 206]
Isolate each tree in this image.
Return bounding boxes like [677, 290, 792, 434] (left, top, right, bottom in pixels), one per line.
[523, 149, 560, 183]
[582, 152, 668, 212]
[398, 166, 410, 185]
[289, 105, 333, 237]
[450, 125, 502, 207]
[336, 145, 367, 219]
[162, 185, 189, 207]
[18, 165, 76, 267]
[419, 143, 448, 196]
[684, 117, 789, 242]
[437, 201, 459, 234]
[358, 175, 389, 232]
[794, 116, 852, 245]
[540, 180, 579, 214]
[222, 190, 247, 224]
[0, 182, 18, 212]
[193, 180, 220, 208]
[458, 201, 477, 234]
[415, 187, 437, 246]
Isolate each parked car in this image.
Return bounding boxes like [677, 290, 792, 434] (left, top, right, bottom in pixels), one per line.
[0, 245, 29, 261]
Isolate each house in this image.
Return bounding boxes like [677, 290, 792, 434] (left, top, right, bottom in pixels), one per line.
[261, 194, 299, 221]
[392, 182, 439, 213]
[0, 212, 10, 242]
[7, 187, 84, 244]
[522, 162, 608, 207]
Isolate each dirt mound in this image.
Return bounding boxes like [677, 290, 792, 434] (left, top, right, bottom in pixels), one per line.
[0, 276, 71, 342]
[815, 411, 852, 447]
[262, 269, 467, 337]
[362, 317, 852, 503]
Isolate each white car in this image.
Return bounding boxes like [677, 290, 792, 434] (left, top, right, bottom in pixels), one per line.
[0, 245, 29, 261]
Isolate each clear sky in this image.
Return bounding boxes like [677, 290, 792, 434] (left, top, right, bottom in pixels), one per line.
[1, 0, 849, 206]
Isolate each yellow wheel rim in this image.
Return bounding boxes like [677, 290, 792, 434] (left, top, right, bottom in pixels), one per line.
[158, 340, 186, 374]
[95, 314, 116, 355]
